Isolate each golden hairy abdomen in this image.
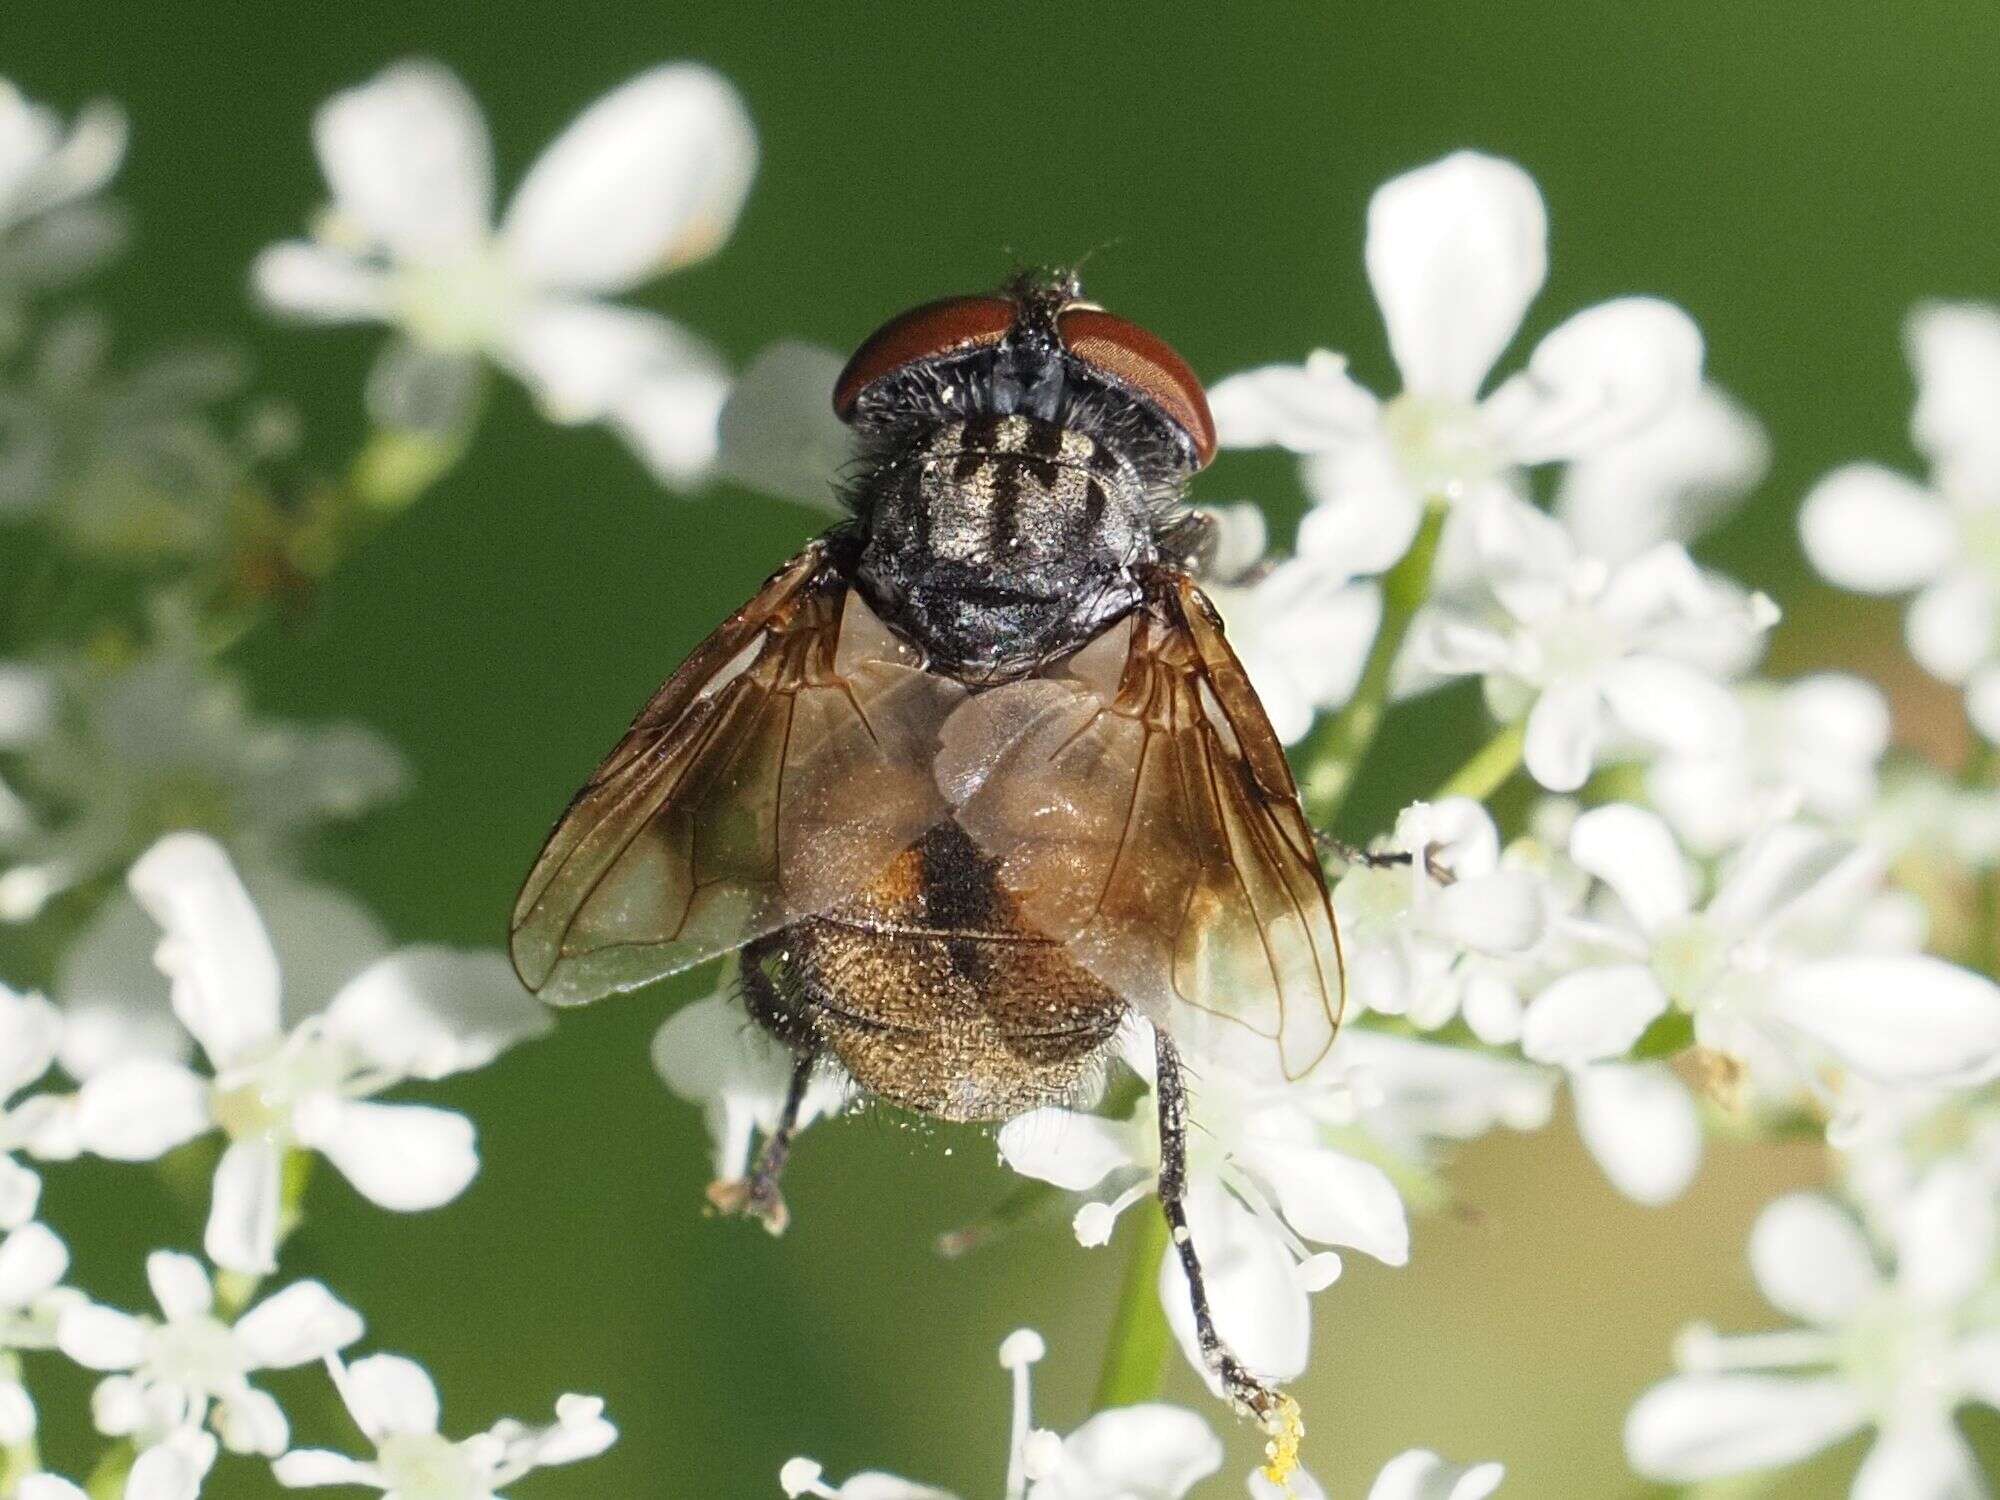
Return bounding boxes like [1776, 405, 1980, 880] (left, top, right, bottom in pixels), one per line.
[778, 823, 1123, 1121]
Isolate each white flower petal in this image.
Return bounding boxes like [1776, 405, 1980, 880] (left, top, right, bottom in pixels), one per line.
[0, 1380, 33, 1444]
[1907, 571, 1998, 684]
[1486, 298, 1704, 463]
[1852, 1417, 1983, 1500]
[1748, 1193, 1881, 1325]
[325, 946, 549, 1081]
[215, 1384, 289, 1457]
[998, 1109, 1140, 1193]
[1520, 964, 1668, 1067]
[501, 299, 709, 425]
[1569, 803, 1691, 935]
[55, 1301, 147, 1370]
[608, 355, 731, 489]
[714, 340, 852, 510]
[1031, 1405, 1222, 1500]
[1248, 1140, 1410, 1266]
[1798, 464, 1953, 594]
[145, 1250, 211, 1322]
[1556, 384, 1769, 562]
[314, 60, 492, 263]
[235, 1280, 363, 1369]
[1966, 666, 2000, 745]
[1908, 300, 2000, 476]
[1704, 823, 1855, 938]
[1768, 955, 2000, 1085]
[0, 1221, 65, 1309]
[1297, 445, 1428, 573]
[1892, 1160, 1996, 1308]
[1159, 1185, 1308, 1386]
[1571, 1063, 1701, 1206]
[128, 833, 281, 1069]
[1625, 1374, 1868, 1481]
[1522, 678, 1605, 793]
[16, 1478, 84, 1500]
[1208, 353, 1381, 451]
[0, 1159, 39, 1231]
[295, 1098, 477, 1211]
[272, 1450, 380, 1489]
[73, 1060, 210, 1161]
[504, 64, 756, 291]
[335, 1353, 440, 1439]
[250, 242, 388, 323]
[1430, 872, 1543, 954]
[1365, 152, 1546, 401]
[1599, 656, 1743, 758]
[206, 1138, 283, 1275]
[1365, 1449, 1506, 1500]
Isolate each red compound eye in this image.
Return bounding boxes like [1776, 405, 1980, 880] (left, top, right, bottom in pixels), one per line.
[1057, 308, 1216, 468]
[832, 295, 1015, 420]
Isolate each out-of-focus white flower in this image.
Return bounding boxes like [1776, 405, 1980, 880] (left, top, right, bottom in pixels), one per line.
[1407, 501, 1777, 792]
[1204, 504, 1382, 745]
[253, 59, 755, 486]
[1800, 301, 2000, 740]
[1211, 151, 1702, 577]
[1249, 1447, 1506, 1500]
[274, 1351, 615, 1496]
[57, 1251, 359, 1456]
[21, 1428, 217, 1500]
[0, 628, 406, 922]
[1866, 763, 2000, 871]
[713, 340, 853, 511]
[1647, 673, 1892, 856]
[1521, 806, 2000, 1098]
[651, 991, 848, 1186]
[0, 1221, 76, 1443]
[1001, 1025, 1407, 1390]
[1627, 1174, 2000, 1498]
[0, 986, 72, 1227]
[781, 1329, 1220, 1500]
[68, 833, 549, 1273]
[0, 79, 127, 296]
[1555, 383, 1769, 563]
[1332, 798, 1546, 1024]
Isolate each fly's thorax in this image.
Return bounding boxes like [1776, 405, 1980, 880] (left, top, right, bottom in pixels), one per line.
[853, 414, 1154, 679]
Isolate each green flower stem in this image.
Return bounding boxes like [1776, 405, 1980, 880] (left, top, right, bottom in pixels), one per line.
[1093, 1206, 1172, 1410]
[1430, 718, 1527, 804]
[83, 1440, 133, 1500]
[1298, 504, 1448, 827]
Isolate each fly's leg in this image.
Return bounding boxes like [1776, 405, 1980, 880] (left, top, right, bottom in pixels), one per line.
[706, 1049, 812, 1236]
[1313, 829, 1455, 884]
[1154, 1028, 1305, 1481]
[707, 942, 816, 1236]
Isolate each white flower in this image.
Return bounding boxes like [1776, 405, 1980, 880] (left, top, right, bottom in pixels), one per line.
[1866, 762, 2000, 872]
[0, 986, 68, 1229]
[712, 340, 854, 512]
[69, 833, 549, 1273]
[1799, 301, 2000, 740]
[651, 991, 849, 1184]
[1555, 383, 1769, 563]
[1332, 798, 1545, 1024]
[0, 79, 127, 295]
[1204, 504, 1382, 746]
[1001, 1025, 1407, 1389]
[1647, 673, 1892, 856]
[253, 59, 754, 486]
[1249, 1448, 1506, 1500]
[57, 1251, 359, 1455]
[1521, 805, 2000, 1098]
[0, 1220, 76, 1442]
[275, 1351, 615, 1496]
[0, 628, 405, 922]
[21, 1429, 217, 1500]
[1627, 1173, 2000, 1498]
[1210, 151, 1702, 576]
[781, 1329, 1220, 1500]
[1407, 501, 1776, 792]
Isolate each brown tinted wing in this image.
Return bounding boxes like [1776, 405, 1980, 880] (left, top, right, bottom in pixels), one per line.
[512, 541, 963, 1004]
[941, 570, 1342, 1079]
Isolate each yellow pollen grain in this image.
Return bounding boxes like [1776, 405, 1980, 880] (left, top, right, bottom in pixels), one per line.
[1258, 1394, 1304, 1492]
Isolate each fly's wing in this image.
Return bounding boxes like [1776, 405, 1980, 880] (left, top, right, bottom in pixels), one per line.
[511, 541, 964, 1004]
[939, 569, 1343, 1080]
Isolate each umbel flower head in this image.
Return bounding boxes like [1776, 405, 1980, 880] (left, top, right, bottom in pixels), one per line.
[0, 76, 127, 296]
[253, 58, 756, 485]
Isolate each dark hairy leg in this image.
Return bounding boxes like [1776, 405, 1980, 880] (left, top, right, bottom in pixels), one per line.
[1153, 1027, 1303, 1475]
[706, 1047, 813, 1236]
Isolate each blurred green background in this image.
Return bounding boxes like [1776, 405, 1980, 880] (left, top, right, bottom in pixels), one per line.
[8, 2, 2000, 1494]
